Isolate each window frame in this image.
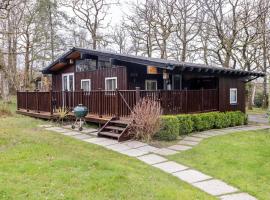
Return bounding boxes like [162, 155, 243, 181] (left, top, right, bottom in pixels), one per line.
[105, 77, 118, 91]
[145, 80, 158, 90]
[62, 72, 74, 91]
[230, 88, 237, 104]
[80, 79, 91, 91]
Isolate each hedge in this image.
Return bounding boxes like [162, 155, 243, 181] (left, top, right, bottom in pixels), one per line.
[156, 111, 247, 140]
[155, 116, 179, 141]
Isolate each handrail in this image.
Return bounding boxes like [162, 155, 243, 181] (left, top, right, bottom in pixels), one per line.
[118, 91, 133, 113]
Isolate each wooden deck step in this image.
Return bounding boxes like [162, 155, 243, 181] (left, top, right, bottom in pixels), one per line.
[110, 120, 131, 125]
[105, 126, 125, 131]
[99, 131, 120, 139]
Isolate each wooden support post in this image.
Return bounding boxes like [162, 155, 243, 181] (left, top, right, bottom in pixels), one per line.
[26, 90, 29, 112]
[36, 90, 40, 113]
[115, 89, 119, 119]
[49, 89, 53, 115]
[98, 88, 102, 118]
[135, 87, 140, 104]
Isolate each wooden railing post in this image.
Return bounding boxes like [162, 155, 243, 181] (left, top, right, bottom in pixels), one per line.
[115, 89, 119, 119]
[201, 88, 204, 111]
[26, 90, 29, 112]
[135, 87, 140, 104]
[98, 88, 102, 118]
[16, 90, 19, 110]
[185, 88, 188, 113]
[49, 89, 53, 115]
[81, 89, 84, 105]
[36, 89, 40, 113]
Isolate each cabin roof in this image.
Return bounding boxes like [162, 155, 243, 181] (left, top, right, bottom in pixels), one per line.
[42, 47, 265, 77]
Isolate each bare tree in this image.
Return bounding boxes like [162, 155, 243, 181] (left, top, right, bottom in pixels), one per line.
[125, 0, 156, 57]
[172, 0, 203, 61]
[62, 0, 118, 50]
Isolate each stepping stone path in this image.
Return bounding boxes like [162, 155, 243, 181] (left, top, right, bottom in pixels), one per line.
[39, 123, 270, 199]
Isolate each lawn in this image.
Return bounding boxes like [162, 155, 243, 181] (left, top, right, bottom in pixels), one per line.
[168, 130, 270, 200]
[247, 107, 267, 115]
[0, 100, 214, 200]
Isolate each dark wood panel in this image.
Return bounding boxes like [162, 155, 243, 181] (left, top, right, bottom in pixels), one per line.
[75, 67, 127, 90]
[218, 76, 245, 113]
[52, 64, 75, 91]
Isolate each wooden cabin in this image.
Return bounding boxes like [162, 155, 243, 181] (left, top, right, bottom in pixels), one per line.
[16, 47, 263, 140]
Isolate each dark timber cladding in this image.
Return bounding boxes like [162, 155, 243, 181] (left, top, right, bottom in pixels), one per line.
[219, 77, 245, 112]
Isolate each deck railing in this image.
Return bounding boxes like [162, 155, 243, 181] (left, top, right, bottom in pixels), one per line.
[17, 88, 219, 117]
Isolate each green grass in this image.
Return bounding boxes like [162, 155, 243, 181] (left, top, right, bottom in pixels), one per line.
[0, 99, 214, 199]
[168, 130, 270, 200]
[247, 107, 267, 115]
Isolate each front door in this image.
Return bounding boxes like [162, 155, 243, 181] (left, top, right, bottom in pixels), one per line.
[62, 73, 74, 91]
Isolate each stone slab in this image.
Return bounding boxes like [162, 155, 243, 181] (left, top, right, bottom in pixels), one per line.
[193, 179, 238, 196]
[201, 131, 220, 136]
[45, 127, 67, 132]
[81, 128, 98, 133]
[192, 133, 211, 138]
[38, 124, 52, 128]
[153, 161, 188, 173]
[106, 143, 131, 152]
[136, 145, 159, 153]
[96, 139, 119, 146]
[71, 134, 93, 140]
[88, 131, 98, 136]
[120, 149, 148, 157]
[178, 140, 199, 146]
[137, 154, 167, 165]
[122, 141, 147, 148]
[184, 136, 203, 142]
[62, 131, 81, 136]
[219, 193, 257, 200]
[168, 145, 192, 151]
[83, 137, 108, 144]
[153, 148, 178, 156]
[173, 169, 212, 183]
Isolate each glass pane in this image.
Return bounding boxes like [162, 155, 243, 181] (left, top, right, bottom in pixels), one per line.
[173, 74, 181, 90]
[63, 76, 67, 91]
[146, 81, 157, 90]
[69, 75, 73, 91]
[82, 81, 90, 91]
[106, 79, 116, 90]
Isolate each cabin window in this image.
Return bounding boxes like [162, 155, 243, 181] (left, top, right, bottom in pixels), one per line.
[105, 77, 117, 91]
[172, 74, 182, 90]
[76, 59, 97, 72]
[145, 80, 157, 90]
[99, 60, 111, 68]
[230, 88, 237, 104]
[81, 79, 91, 91]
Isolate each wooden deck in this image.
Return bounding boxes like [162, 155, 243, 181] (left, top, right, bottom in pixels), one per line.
[16, 109, 112, 124]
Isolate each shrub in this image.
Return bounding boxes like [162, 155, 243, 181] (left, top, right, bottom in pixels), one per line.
[155, 116, 179, 141]
[130, 98, 162, 142]
[0, 103, 12, 117]
[225, 111, 245, 126]
[56, 107, 70, 124]
[177, 114, 193, 135]
[175, 111, 246, 135]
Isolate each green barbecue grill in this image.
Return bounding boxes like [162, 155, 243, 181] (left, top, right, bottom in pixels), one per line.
[71, 104, 88, 131]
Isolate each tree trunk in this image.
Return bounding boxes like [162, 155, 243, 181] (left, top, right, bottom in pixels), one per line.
[24, 34, 30, 89]
[247, 82, 253, 110]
